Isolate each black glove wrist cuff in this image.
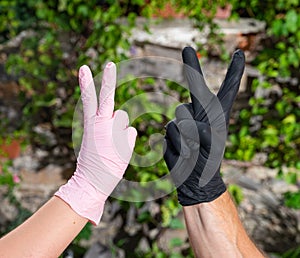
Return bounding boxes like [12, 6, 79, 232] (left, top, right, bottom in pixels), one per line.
[177, 175, 226, 206]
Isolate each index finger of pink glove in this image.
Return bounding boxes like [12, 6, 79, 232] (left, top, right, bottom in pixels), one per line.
[98, 62, 116, 118]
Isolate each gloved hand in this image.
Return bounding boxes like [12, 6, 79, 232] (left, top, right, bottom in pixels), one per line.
[164, 46, 245, 206]
[55, 63, 137, 225]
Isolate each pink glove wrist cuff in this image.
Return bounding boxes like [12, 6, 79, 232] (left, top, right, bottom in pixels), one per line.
[55, 171, 107, 225]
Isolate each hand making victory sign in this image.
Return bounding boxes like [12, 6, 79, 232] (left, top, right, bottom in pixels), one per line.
[0, 63, 137, 257]
[164, 46, 245, 205]
[164, 46, 264, 257]
[56, 63, 137, 225]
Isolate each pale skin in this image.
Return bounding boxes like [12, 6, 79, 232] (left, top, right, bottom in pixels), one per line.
[0, 196, 88, 258]
[183, 191, 265, 258]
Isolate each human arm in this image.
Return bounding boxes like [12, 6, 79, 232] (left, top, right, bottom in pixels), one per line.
[0, 63, 137, 257]
[0, 197, 88, 258]
[164, 47, 264, 257]
[183, 191, 264, 258]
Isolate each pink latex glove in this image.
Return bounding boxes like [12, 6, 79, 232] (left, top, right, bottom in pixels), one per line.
[55, 62, 137, 225]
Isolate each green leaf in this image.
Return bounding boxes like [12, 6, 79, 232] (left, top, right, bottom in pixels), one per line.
[36, 7, 48, 19]
[39, 54, 52, 65]
[272, 19, 283, 36]
[282, 246, 300, 258]
[169, 237, 183, 248]
[77, 5, 89, 17]
[74, 223, 92, 243]
[137, 211, 151, 223]
[169, 218, 184, 229]
[282, 114, 296, 124]
[228, 184, 244, 205]
[284, 191, 300, 209]
[283, 172, 297, 184]
[285, 9, 298, 33]
[288, 47, 300, 67]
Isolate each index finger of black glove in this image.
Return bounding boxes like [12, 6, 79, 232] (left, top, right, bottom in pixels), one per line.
[182, 47, 214, 120]
[163, 138, 178, 171]
[217, 49, 245, 125]
[165, 121, 190, 158]
[182, 47, 204, 76]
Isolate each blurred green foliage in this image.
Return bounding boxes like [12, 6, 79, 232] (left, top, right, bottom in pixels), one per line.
[227, 2, 300, 255]
[226, 1, 300, 216]
[228, 184, 244, 205]
[227, 0, 300, 167]
[0, 0, 228, 256]
[0, 160, 32, 235]
[1, 0, 300, 256]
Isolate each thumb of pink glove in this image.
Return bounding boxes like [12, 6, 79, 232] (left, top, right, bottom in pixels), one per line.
[55, 62, 137, 225]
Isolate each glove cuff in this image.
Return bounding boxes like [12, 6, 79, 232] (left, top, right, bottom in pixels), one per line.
[54, 171, 107, 225]
[177, 174, 226, 206]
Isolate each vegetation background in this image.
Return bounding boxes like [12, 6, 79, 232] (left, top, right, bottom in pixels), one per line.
[0, 0, 299, 257]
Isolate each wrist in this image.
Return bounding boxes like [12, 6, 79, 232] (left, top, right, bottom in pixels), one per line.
[55, 171, 107, 225]
[183, 191, 264, 258]
[177, 173, 226, 206]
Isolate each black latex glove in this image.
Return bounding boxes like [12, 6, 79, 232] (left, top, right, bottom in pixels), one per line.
[164, 46, 245, 206]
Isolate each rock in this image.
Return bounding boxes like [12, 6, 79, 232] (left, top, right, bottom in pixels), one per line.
[0, 80, 22, 132]
[63, 249, 74, 258]
[142, 201, 160, 218]
[222, 161, 300, 253]
[13, 154, 39, 172]
[127, 17, 265, 99]
[82, 203, 123, 248]
[0, 80, 19, 99]
[137, 237, 150, 253]
[0, 191, 18, 223]
[130, 17, 265, 52]
[33, 124, 57, 147]
[214, 18, 266, 35]
[157, 212, 188, 254]
[131, 18, 207, 50]
[148, 228, 159, 240]
[125, 204, 142, 236]
[83, 242, 112, 258]
[0, 30, 35, 51]
[13, 164, 65, 212]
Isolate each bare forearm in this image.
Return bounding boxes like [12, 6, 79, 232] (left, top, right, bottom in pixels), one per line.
[0, 196, 88, 258]
[183, 191, 265, 258]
